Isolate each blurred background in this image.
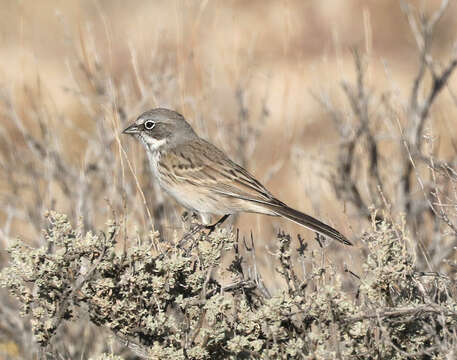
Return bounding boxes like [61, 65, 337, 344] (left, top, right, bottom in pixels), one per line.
[0, 0, 456, 357]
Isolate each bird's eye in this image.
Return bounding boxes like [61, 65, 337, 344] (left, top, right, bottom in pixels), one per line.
[144, 120, 155, 130]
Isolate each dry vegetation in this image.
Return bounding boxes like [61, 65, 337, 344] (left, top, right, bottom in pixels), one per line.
[0, 0, 457, 359]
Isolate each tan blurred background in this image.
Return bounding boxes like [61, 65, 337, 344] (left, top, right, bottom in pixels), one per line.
[1, 0, 457, 266]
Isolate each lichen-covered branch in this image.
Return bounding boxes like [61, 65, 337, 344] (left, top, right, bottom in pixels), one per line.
[1, 211, 456, 359]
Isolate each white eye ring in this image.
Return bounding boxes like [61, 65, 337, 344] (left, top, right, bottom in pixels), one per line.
[144, 120, 155, 130]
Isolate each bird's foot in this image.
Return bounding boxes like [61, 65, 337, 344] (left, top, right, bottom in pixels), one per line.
[205, 214, 230, 234]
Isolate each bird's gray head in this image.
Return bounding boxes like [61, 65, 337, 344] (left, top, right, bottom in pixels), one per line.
[122, 108, 197, 151]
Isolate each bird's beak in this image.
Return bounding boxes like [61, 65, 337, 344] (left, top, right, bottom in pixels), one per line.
[122, 123, 140, 135]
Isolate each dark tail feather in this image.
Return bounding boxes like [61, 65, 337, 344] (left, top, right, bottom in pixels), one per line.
[272, 205, 352, 246]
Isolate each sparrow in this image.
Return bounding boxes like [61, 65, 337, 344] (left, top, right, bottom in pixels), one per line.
[122, 108, 351, 246]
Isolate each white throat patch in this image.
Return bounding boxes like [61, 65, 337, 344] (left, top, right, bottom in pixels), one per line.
[139, 134, 167, 152]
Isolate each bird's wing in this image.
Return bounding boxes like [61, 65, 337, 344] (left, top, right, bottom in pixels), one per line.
[159, 139, 282, 206]
[159, 140, 352, 245]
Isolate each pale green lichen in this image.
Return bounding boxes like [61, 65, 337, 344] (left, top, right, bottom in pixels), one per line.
[1, 211, 456, 359]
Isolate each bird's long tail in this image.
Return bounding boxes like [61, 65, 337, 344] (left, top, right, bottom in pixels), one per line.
[271, 204, 352, 246]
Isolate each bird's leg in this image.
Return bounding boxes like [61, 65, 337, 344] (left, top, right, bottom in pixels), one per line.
[205, 214, 230, 234]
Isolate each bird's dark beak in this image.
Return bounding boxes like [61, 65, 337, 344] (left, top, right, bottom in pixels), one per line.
[122, 123, 140, 135]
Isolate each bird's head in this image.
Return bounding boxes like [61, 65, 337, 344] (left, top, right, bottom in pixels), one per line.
[122, 108, 197, 151]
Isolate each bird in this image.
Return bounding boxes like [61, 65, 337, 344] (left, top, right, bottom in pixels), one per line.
[122, 108, 351, 246]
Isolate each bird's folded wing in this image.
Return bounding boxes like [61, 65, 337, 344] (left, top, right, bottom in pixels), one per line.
[161, 140, 281, 206]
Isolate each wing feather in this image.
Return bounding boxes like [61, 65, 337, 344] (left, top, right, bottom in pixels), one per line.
[159, 139, 278, 205]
